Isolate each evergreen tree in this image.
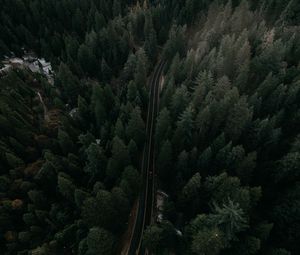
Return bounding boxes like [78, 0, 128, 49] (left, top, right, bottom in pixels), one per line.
[225, 97, 252, 142]
[82, 190, 116, 230]
[91, 85, 107, 131]
[114, 118, 125, 139]
[101, 58, 113, 82]
[120, 166, 141, 201]
[126, 106, 145, 147]
[127, 81, 138, 102]
[155, 108, 172, 148]
[57, 174, 75, 202]
[134, 48, 148, 88]
[212, 199, 248, 242]
[78, 43, 98, 76]
[58, 129, 74, 155]
[157, 140, 173, 183]
[86, 227, 115, 255]
[192, 227, 225, 255]
[106, 136, 130, 180]
[172, 106, 194, 152]
[84, 143, 107, 181]
[113, 0, 122, 17]
[144, 11, 157, 62]
[57, 63, 80, 104]
[180, 172, 201, 214]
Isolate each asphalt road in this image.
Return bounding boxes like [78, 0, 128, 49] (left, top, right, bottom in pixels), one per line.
[127, 61, 165, 255]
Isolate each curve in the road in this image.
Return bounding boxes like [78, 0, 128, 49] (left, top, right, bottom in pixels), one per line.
[127, 61, 165, 255]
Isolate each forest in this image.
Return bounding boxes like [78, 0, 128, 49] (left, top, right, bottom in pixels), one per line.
[0, 0, 300, 255]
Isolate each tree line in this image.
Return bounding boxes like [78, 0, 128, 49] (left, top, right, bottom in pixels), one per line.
[145, 1, 300, 255]
[0, 0, 300, 255]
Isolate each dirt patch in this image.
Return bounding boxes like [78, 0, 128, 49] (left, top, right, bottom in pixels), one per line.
[118, 199, 139, 255]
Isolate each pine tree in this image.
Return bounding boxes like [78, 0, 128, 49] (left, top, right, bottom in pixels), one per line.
[163, 25, 186, 60]
[171, 85, 189, 117]
[143, 224, 164, 253]
[180, 172, 201, 214]
[72, 8, 85, 36]
[34, 162, 56, 190]
[196, 106, 211, 143]
[74, 189, 90, 208]
[57, 63, 80, 104]
[225, 97, 252, 142]
[58, 129, 74, 155]
[134, 48, 148, 88]
[91, 85, 107, 131]
[65, 35, 79, 62]
[5, 152, 24, 168]
[78, 43, 98, 76]
[77, 95, 89, 128]
[128, 139, 139, 166]
[155, 108, 172, 148]
[86, 227, 115, 255]
[191, 227, 225, 255]
[172, 106, 194, 152]
[126, 106, 145, 147]
[112, 187, 130, 229]
[94, 11, 106, 31]
[157, 140, 173, 183]
[143, 222, 176, 254]
[57, 174, 75, 202]
[122, 52, 137, 81]
[120, 166, 141, 201]
[144, 11, 157, 62]
[197, 146, 213, 174]
[84, 143, 107, 181]
[212, 199, 248, 242]
[101, 58, 113, 82]
[114, 118, 125, 139]
[106, 136, 130, 180]
[82, 190, 116, 230]
[127, 81, 138, 102]
[192, 71, 214, 109]
[113, 0, 122, 17]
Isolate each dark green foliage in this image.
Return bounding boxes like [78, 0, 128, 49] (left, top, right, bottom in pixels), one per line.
[155, 108, 172, 148]
[163, 25, 186, 60]
[126, 106, 145, 147]
[120, 166, 141, 201]
[84, 143, 107, 181]
[57, 63, 81, 104]
[78, 44, 98, 76]
[191, 227, 225, 255]
[106, 136, 130, 181]
[143, 221, 177, 254]
[82, 190, 116, 230]
[86, 227, 115, 255]
[57, 174, 75, 202]
[157, 140, 173, 184]
[0, 0, 300, 254]
[58, 129, 74, 155]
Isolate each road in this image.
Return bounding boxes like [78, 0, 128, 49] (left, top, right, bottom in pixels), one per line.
[126, 61, 165, 255]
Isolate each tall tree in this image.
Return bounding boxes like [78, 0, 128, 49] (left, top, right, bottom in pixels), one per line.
[155, 108, 172, 148]
[86, 227, 115, 255]
[84, 143, 107, 181]
[225, 97, 252, 142]
[78, 43, 98, 76]
[106, 136, 130, 180]
[126, 106, 145, 147]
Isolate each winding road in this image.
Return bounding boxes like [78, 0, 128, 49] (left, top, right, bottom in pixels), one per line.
[126, 61, 165, 255]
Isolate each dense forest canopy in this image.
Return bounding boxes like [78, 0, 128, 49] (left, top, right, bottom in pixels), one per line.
[0, 0, 300, 255]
